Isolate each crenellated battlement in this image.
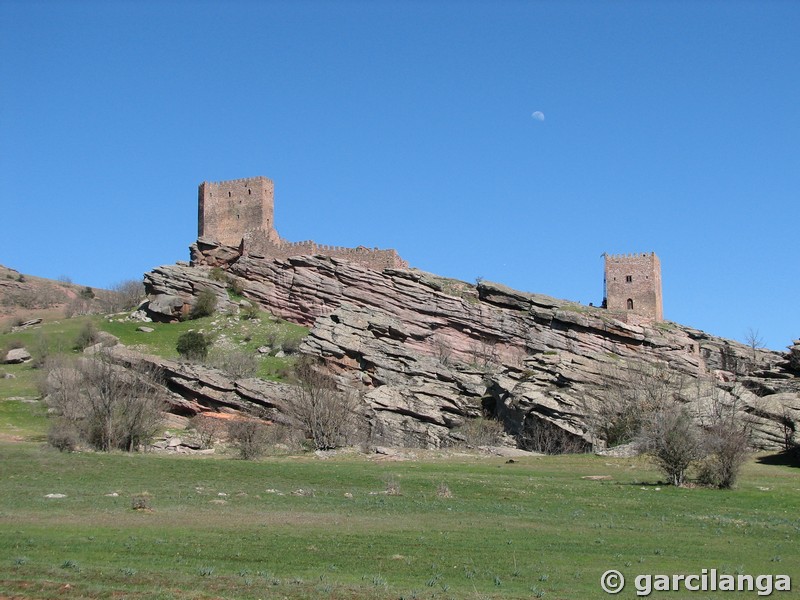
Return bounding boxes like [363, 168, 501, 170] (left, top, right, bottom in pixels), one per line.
[604, 252, 657, 260]
[197, 176, 407, 270]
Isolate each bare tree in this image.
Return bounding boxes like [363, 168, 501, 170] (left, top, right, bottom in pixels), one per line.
[636, 404, 705, 487]
[227, 418, 270, 459]
[744, 327, 765, 355]
[695, 387, 752, 488]
[590, 362, 686, 448]
[43, 351, 166, 452]
[287, 356, 362, 450]
[105, 279, 146, 313]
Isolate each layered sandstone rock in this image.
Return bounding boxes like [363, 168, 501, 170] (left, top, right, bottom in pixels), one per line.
[143, 240, 799, 449]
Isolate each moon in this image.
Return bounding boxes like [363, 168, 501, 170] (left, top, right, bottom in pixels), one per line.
[531, 111, 545, 121]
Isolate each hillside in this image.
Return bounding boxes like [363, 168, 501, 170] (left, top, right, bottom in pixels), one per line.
[0, 264, 122, 324]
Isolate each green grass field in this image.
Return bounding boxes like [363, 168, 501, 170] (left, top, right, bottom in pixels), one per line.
[0, 440, 797, 600]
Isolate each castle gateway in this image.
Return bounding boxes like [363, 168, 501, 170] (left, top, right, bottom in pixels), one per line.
[197, 176, 407, 270]
[603, 252, 663, 322]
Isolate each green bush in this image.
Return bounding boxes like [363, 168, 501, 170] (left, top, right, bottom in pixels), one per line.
[189, 289, 217, 320]
[176, 331, 212, 360]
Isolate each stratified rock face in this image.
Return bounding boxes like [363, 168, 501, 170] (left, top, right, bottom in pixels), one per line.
[144, 240, 799, 449]
[106, 346, 295, 422]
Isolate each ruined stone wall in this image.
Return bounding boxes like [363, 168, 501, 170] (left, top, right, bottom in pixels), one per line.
[243, 233, 408, 270]
[198, 176, 407, 271]
[604, 252, 663, 321]
[198, 177, 277, 248]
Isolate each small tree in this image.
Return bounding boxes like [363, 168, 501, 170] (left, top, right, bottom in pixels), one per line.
[176, 331, 212, 360]
[189, 288, 217, 320]
[287, 356, 362, 450]
[637, 405, 704, 487]
[697, 389, 752, 489]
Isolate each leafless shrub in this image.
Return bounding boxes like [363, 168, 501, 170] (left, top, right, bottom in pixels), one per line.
[65, 297, 93, 318]
[695, 389, 752, 489]
[698, 423, 750, 489]
[47, 419, 80, 452]
[455, 417, 505, 447]
[30, 331, 55, 369]
[590, 362, 687, 447]
[519, 415, 588, 455]
[432, 335, 453, 366]
[105, 280, 145, 313]
[778, 404, 797, 452]
[385, 475, 402, 496]
[131, 493, 152, 511]
[4, 338, 25, 351]
[436, 482, 453, 498]
[189, 415, 226, 450]
[227, 419, 270, 460]
[206, 348, 258, 379]
[43, 351, 166, 452]
[286, 356, 363, 450]
[469, 337, 500, 372]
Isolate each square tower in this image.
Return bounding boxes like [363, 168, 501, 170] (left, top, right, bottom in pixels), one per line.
[604, 252, 663, 321]
[198, 176, 278, 247]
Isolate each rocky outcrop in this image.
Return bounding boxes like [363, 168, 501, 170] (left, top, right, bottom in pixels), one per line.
[106, 346, 295, 422]
[143, 240, 799, 449]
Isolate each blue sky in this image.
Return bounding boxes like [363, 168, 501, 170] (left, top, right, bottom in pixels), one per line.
[1, 1, 798, 350]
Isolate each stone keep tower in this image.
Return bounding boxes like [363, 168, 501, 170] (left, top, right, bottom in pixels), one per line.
[604, 252, 663, 321]
[198, 176, 280, 248]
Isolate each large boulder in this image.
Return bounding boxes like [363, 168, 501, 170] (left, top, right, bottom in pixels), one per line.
[146, 294, 186, 321]
[4, 347, 32, 364]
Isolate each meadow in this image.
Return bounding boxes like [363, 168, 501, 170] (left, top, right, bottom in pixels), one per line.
[0, 441, 797, 600]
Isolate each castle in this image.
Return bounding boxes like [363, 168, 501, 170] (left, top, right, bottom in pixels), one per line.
[603, 252, 663, 322]
[197, 176, 407, 270]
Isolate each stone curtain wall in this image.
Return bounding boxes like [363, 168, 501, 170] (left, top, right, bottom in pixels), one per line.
[198, 177, 276, 248]
[198, 176, 407, 270]
[604, 252, 663, 321]
[243, 233, 408, 270]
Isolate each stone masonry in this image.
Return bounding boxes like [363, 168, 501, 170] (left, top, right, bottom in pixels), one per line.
[604, 252, 663, 321]
[198, 176, 407, 270]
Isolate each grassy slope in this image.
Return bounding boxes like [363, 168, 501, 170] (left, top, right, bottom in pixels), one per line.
[0, 311, 308, 440]
[0, 443, 798, 599]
